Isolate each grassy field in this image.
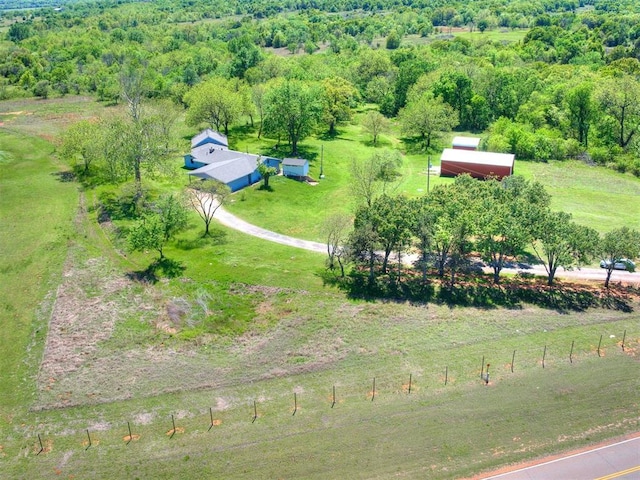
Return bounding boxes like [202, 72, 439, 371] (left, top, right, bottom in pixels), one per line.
[226, 118, 640, 242]
[1, 97, 640, 479]
[0, 129, 78, 413]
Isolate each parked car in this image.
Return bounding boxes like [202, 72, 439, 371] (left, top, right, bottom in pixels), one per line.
[599, 259, 636, 271]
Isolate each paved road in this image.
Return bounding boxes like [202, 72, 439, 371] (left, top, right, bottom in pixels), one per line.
[481, 436, 640, 480]
[213, 204, 640, 285]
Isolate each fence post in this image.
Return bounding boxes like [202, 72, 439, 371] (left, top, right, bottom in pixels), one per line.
[293, 392, 297, 416]
[126, 422, 133, 445]
[511, 350, 516, 373]
[622, 330, 626, 352]
[371, 377, 376, 402]
[569, 340, 574, 364]
[169, 414, 176, 439]
[36, 434, 44, 455]
[85, 429, 92, 451]
[252, 401, 258, 423]
[597, 334, 602, 357]
[542, 345, 547, 369]
[408, 373, 412, 394]
[445, 366, 448, 386]
[480, 356, 485, 378]
[331, 385, 336, 408]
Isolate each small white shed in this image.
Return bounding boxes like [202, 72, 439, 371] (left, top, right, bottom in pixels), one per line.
[452, 136, 481, 151]
[282, 158, 309, 178]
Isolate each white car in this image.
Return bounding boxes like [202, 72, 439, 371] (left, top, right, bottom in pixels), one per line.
[599, 258, 636, 271]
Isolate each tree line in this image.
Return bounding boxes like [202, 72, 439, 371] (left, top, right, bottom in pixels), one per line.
[9, 0, 640, 174]
[325, 165, 640, 290]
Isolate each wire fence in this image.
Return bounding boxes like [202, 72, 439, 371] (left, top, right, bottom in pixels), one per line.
[18, 327, 639, 457]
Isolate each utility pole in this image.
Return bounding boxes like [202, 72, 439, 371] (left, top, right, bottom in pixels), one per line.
[427, 155, 431, 193]
[320, 144, 325, 179]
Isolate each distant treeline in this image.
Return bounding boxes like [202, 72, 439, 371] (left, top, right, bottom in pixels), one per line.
[4, 0, 640, 175]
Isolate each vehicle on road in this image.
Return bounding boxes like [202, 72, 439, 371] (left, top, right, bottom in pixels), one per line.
[599, 258, 636, 271]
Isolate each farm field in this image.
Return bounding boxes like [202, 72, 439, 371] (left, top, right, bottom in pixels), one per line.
[1, 94, 640, 479]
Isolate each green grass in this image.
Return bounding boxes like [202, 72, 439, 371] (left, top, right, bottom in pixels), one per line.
[2, 98, 640, 479]
[516, 160, 640, 232]
[224, 114, 454, 241]
[0, 130, 78, 412]
[403, 27, 529, 47]
[225, 119, 640, 242]
[3, 307, 639, 479]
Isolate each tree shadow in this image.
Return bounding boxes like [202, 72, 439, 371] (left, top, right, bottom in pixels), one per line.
[51, 171, 76, 183]
[96, 189, 143, 222]
[399, 136, 425, 155]
[230, 123, 257, 140]
[127, 257, 186, 283]
[317, 130, 341, 141]
[258, 184, 274, 192]
[175, 229, 228, 250]
[331, 268, 634, 313]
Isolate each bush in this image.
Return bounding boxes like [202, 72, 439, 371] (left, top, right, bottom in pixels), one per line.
[32, 80, 50, 99]
[564, 138, 584, 159]
[588, 146, 611, 165]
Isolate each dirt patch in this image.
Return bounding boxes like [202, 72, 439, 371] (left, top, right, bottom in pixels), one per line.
[36, 252, 133, 399]
[122, 434, 140, 443]
[166, 427, 185, 436]
[216, 398, 230, 411]
[134, 412, 155, 425]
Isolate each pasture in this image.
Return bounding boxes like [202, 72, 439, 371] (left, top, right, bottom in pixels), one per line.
[0, 96, 639, 479]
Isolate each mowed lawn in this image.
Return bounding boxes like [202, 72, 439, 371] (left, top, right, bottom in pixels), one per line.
[225, 119, 640, 242]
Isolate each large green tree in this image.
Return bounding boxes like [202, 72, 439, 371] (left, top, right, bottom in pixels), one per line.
[128, 194, 189, 259]
[566, 82, 596, 147]
[321, 76, 358, 135]
[429, 176, 479, 286]
[59, 119, 102, 175]
[530, 210, 599, 286]
[599, 227, 640, 288]
[399, 92, 458, 149]
[263, 79, 322, 155]
[598, 75, 640, 149]
[476, 177, 549, 284]
[184, 78, 244, 135]
[432, 70, 473, 129]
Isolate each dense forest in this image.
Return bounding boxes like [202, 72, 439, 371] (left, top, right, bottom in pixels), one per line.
[2, 0, 640, 175]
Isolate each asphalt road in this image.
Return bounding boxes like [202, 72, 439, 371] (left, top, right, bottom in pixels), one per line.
[481, 436, 640, 480]
[213, 204, 640, 285]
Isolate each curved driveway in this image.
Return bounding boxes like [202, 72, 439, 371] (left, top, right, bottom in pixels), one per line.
[213, 205, 639, 285]
[214, 205, 326, 253]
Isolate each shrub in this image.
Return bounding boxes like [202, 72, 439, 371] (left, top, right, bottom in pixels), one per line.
[588, 146, 610, 165]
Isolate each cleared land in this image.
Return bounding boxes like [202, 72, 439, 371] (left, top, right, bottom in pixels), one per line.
[1, 97, 639, 479]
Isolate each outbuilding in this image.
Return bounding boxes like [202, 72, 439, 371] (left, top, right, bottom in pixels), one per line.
[282, 158, 310, 179]
[440, 148, 514, 180]
[452, 136, 481, 151]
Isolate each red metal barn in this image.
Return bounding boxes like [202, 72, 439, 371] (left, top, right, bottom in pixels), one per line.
[451, 136, 481, 151]
[440, 149, 515, 180]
